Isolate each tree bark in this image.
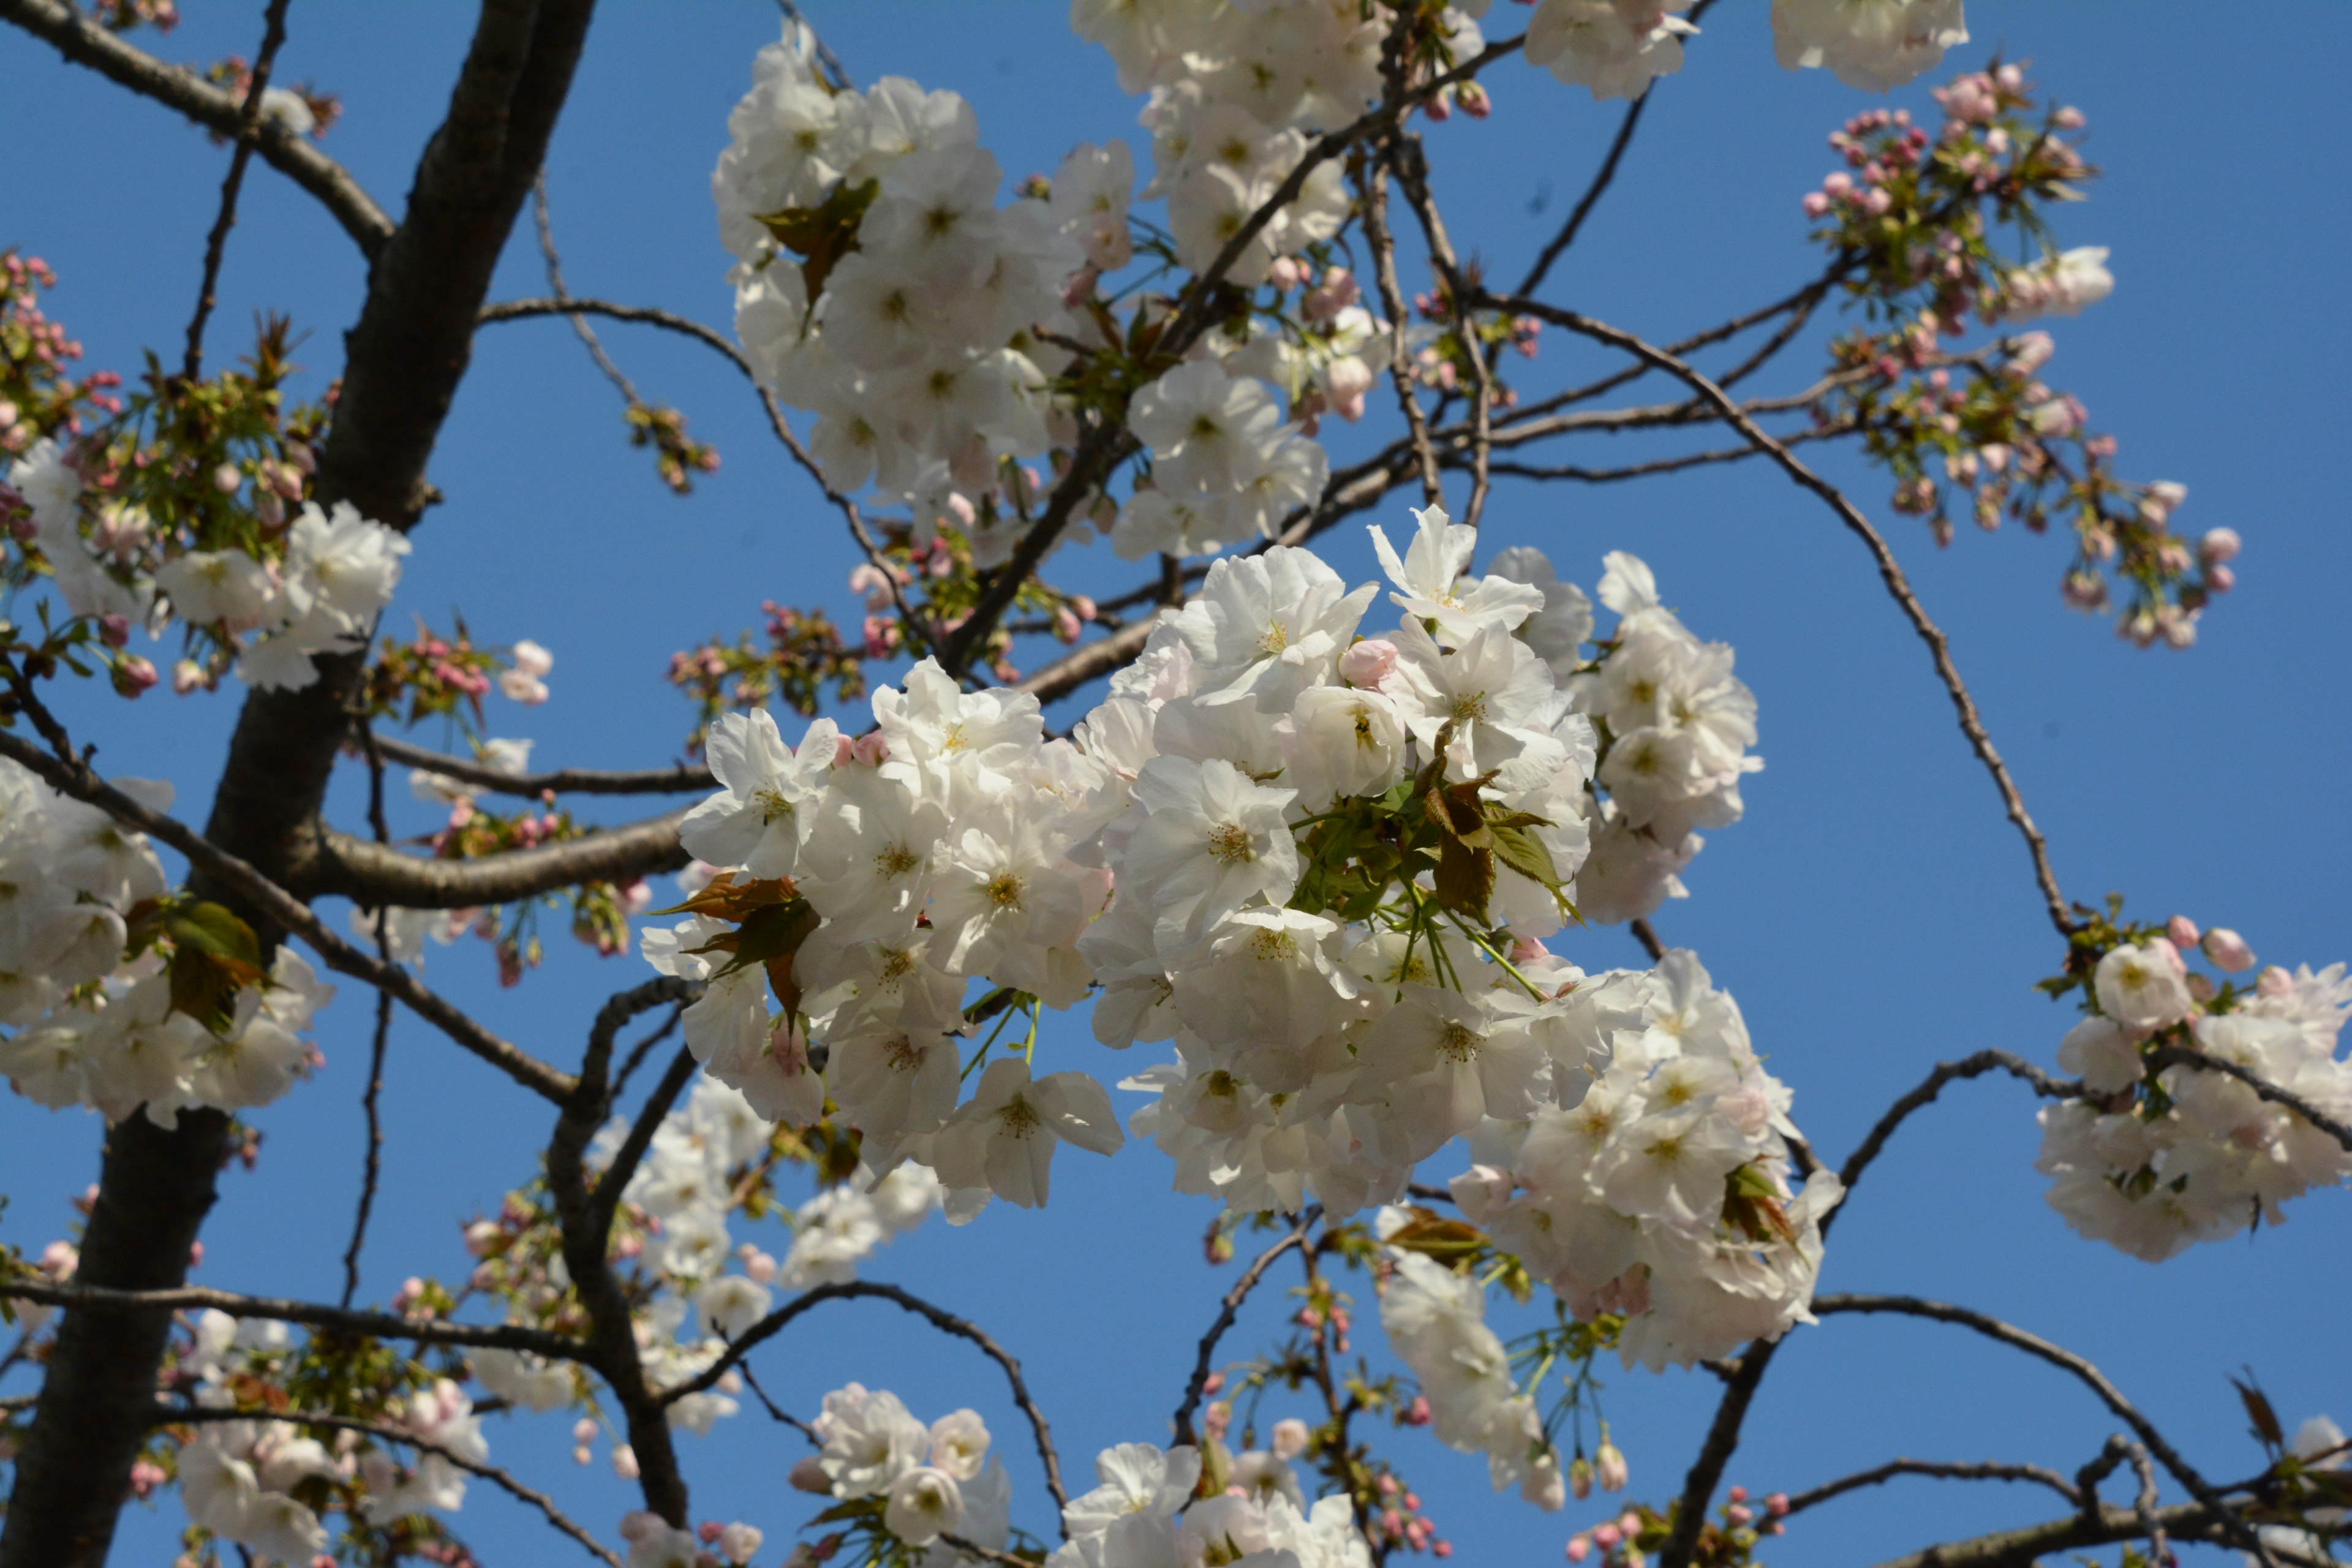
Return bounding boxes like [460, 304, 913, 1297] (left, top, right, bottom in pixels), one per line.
[0, 4, 599, 1562]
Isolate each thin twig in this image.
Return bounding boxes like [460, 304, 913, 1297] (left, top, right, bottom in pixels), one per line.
[1518, 91, 1650, 298]
[1781, 1457, 2082, 1517]
[1487, 298, 2076, 938]
[1628, 917, 1667, 963]
[1813, 1294, 2277, 1564]
[370, 733, 713, 797]
[657, 1280, 1070, 1522]
[153, 1404, 622, 1568]
[1388, 134, 1492, 526]
[2145, 1044, 2352, 1152]
[342, 721, 396, 1308]
[0, 1280, 582, 1360]
[181, 0, 293, 380]
[612, 1005, 687, 1104]
[1828, 1050, 2081, 1237]
[1172, 1216, 1314, 1446]
[738, 1361, 817, 1442]
[1359, 156, 1442, 508]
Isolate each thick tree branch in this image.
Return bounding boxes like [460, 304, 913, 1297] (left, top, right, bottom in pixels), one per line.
[371, 732, 715, 796]
[0, 1279, 582, 1360]
[657, 1280, 1070, 1521]
[1864, 1499, 2305, 1568]
[303, 808, 689, 908]
[154, 1404, 623, 1568]
[1485, 297, 2076, 938]
[0, 0, 393, 254]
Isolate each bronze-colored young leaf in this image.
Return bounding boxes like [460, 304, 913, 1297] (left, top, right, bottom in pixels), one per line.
[1433, 835, 1493, 921]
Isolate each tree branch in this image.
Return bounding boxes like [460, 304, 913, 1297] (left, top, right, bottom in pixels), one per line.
[153, 1404, 623, 1568]
[371, 732, 715, 796]
[0, 0, 393, 254]
[1782, 1457, 2081, 1518]
[2145, 1044, 2352, 1153]
[0, 1279, 583, 1360]
[1813, 1294, 2275, 1563]
[657, 1280, 1070, 1521]
[302, 809, 689, 909]
[1484, 297, 2075, 938]
[1172, 1216, 1314, 1447]
[1863, 1499, 2302, 1568]
[180, 0, 295, 380]
[1517, 92, 1649, 298]
[1826, 1051, 2081, 1237]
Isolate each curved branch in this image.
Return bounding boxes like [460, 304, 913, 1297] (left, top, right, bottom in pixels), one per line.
[2146, 1044, 2352, 1153]
[153, 1404, 621, 1568]
[0, 729, 575, 1101]
[371, 733, 715, 797]
[0, 1279, 582, 1360]
[1782, 1457, 2081, 1518]
[304, 809, 688, 909]
[1826, 1050, 2081, 1237]
[0, 0, 393, 254]
[1485, 296, 2075, 939]
[1813, 1294, 2273, 1562]
[1863, 1499, 2309, 1568]
[657, 1280, 1070, 1521]
[1517, 91, 1649, 298]
[1172, 1217, 1314, 1446]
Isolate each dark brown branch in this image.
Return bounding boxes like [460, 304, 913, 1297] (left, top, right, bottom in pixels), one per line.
[1487, 297, 2076, 938]
[0, 729, 575, 1102]
[1813, 1294, 2274, 1562]
[343, 724, 398, 1309]
[1388, 134, 1493, 526]
[2145, 1044, 2352, 1152]
[0, 0, 392, 254]
[181, 0, 294, 380]
[1517, 91, 1649, 298]
[1628, 917, 1667, 962]
[1782, 1457, 2081, 1518]
[1826, 1051, 2081, 1238]
[370, 733, 715, 797]
[1172, 1216, 1314, 1446]
[1358, 156, 1444, 508]
[1659, 1338, 1782, 1568]
[1484, 421, 1856, 483]
[153, 1405, 622, 1568]
[0, 1280, 582, 1360]
[1864, 1499, 2298, 1568]
[657, 1280, 1070, 1520]
[303, 809, 689, 909]
[589, 1044, 698, 1240]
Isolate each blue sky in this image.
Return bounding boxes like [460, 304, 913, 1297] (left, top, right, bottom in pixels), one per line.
[4, 2, 2348, 1564]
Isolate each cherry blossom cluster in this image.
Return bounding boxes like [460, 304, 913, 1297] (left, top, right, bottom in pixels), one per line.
[0, 756, 338, 1125]
[777, 1381, 1012, 1563]
[1436, 949, 1840, 1372]
[167, 1311, 491, 1565]
[7, 433, 411, 692]
[1039, 1439, 1370, 1568]
[716, 22, 1080, 514]
[2035, 919, 2352, 1262]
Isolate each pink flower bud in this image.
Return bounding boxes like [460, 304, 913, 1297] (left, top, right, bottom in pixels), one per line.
[2256, 966, 2293, 998]
[1566, 1538, 1591, 1563]
[720, 1525, 765, 1565]
[1727, 1486, 1747, 1504]
[188, 1240, 203, 1268]
[1272, 1418, 1310, 1459]
[1593, 1526, 1621, 1550]
[1765, 1493, 1789, 1517]
[573, 1445, 592, 1466]
[619, 1511, 664, 1542]
[2206, 564, 2235, 594]
[835, 734, 858, 766]
[700, 1523, 726, 1545]
[851, 732, 890, 767]
[2202, 929, 2256, 974]
[573, 1419, 598, 1443]
[212, 463, 243, 493]
[113, 655, 159, 698]
[2166, 916, 2200, 949]
[1268, 256, 1305, 292]
[791, 1456, 833, 1493]
[1202, 1371, 1224, 1395]
[612, 1445, 640, 1480]
[2198, 527, 2241, 564]
[1340, 638, 1398, 690]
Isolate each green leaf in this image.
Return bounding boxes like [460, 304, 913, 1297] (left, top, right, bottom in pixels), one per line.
[165, 901, 260, 965]
[1488, 822, 1559, 889]
[755, 178, 879, 304]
